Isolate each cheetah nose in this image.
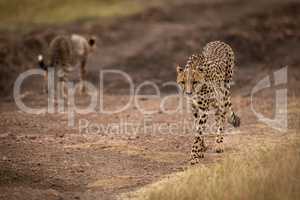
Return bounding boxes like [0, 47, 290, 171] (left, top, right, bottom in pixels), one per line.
[185, 92, 192, 96]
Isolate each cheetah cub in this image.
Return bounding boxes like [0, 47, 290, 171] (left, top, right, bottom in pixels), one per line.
[38, 34, 96, 97]
[176, 41, 240, 165]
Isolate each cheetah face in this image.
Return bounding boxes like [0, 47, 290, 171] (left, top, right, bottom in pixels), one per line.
[176, 65, 204, 96]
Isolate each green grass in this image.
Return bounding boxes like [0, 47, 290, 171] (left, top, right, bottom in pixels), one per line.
[129, 135, 300, 200]
[0, 0, 158, 30]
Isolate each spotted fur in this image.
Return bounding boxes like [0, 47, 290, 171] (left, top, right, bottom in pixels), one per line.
[176, 41, 240, 165]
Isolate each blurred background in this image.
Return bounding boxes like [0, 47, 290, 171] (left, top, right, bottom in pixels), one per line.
[0, 0, 299, 96]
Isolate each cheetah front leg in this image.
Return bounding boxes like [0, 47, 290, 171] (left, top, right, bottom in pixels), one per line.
[215, 107, 226, 153]
[190, 104, 208, 165]
[55, 67, 70, 107]
[43, 70, 48, 94]
[79, 58, 87, 95]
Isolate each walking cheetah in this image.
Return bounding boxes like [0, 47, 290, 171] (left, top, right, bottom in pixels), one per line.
[176, 41, 240, 165]
[38, 34, 96, 97]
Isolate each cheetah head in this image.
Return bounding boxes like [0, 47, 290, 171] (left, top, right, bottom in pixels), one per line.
[176, 65, 204, 96]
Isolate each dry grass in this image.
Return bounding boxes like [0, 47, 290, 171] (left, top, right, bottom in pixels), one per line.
[88, 176, 139, 189]
[127, 135, 300, 200]
[0, 0, 165, 30]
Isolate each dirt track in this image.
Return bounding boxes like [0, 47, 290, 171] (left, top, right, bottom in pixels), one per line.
[0, 0, 300, 199]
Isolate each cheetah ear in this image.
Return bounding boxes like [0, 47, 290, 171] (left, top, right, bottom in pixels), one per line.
[176, 65, 184, 73]
[88, 37, 96, 46]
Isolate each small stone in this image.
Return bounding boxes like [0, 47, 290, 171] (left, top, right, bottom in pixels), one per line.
[47, 189, 63, 200]
[77, 168, 85, 173]
[29, 135, 37, 140]
[56, 132, 65, 138]
[66, 150, 71, 154]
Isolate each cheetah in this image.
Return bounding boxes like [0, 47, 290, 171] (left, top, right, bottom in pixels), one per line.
[176, 41, 240, 165]
[38, 34, 96, 97]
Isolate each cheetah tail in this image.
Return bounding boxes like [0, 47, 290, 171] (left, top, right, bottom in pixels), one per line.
[38, 54, 47, 71]
[228, 112, 241, 128]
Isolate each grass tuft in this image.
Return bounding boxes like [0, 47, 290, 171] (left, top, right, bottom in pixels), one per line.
[129, 136, 300, 200]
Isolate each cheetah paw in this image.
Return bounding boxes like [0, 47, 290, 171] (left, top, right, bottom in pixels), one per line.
[215, 147, 224, 153]
[190, 158, 201, 165]
[190, 154, 204, 165]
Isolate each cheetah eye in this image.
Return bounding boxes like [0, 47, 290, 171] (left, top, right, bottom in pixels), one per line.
[180, 81, 185, 84]
[193, 81, 198, 85]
